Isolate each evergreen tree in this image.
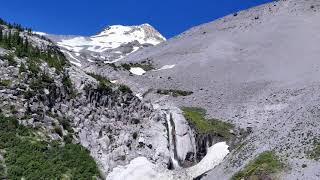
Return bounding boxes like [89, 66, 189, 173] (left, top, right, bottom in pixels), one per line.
[0, 18, 5, 25]
[7, 31, 11, 45]
[0, 29, 2, 42]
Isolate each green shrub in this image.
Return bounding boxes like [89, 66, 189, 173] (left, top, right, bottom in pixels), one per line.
[182, 107, 233, 138]
[27, 61, 41, 75]
[59, 118, 73, 133]
[121, 63, 131, 71]
[156, 89, 193, 97]
[119, 85, 132, 94]
[62, 74, 72, 89]
[0, 53, 17, 66]
[107, 63, 120, 71]
[29, 78, 46, 90]
[0, 163, 5, 179]
[61, 74, 76, 98]
[87, 73, 111, 88]
[132, 132, 138, 139]
[63, 134, 73, 144]
[19, 62, 27, 74]
[23, 90, 35, 99]
[121, 61, 154, 71]
[41, 73, 54, 84]
[0, 115, 100, 179]
[231, 151, 283, 180]
[54, 125, 63, 137]
[9, 105, 18, 114]
[0, 79, 11, 87]
[310, 140, 320, 160]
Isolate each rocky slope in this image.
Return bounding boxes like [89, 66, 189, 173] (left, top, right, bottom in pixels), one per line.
[0, 21, 173, 179]
[84, 0, 320, 179]
[1, 18, 224, 180]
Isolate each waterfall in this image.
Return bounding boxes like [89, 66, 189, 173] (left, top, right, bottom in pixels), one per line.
[162, 106, 197, 169]
[166, 111, 181, 169]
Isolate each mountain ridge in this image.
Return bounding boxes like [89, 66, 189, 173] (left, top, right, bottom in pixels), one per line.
[41, 23, 166, 67]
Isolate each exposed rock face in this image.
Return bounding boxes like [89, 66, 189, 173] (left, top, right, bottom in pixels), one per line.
[69, 83, 170, 173]
[162, 106, 197, 168]
[195, 133, 224, 162]
[0, 27, 171, 177]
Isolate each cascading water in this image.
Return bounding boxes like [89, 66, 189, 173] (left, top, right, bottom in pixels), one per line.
[162, 106, 198, 169]
[165, 111, 181, 169]
[106, 103, 231, 180]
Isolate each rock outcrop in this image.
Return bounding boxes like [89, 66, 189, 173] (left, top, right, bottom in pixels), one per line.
[0, 25, 171, 177]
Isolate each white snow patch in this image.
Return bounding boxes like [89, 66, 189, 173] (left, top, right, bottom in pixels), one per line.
[130, 67, 146, 75]
[33, 31, 47, 36]
[110, 80, 118, 84]
[58, 43, 84, 52]
[187, 142, 229, 178]
[155, 64, 176, 71]
[87, 59, 95, 63]
[106, 143, 229, 180]
[70, 61, 82, 67]
[135, 93, 143, 100]
[58, 37, 88, 47]
[44, 88, 50, 95]
[104, 61, 112, 64]
[62, 50, 81, 63]
[106, 157, 172, 180]
[132, 46, 140, 53]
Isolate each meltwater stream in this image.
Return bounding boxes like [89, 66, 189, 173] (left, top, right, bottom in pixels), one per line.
[166, 111, 181, 169]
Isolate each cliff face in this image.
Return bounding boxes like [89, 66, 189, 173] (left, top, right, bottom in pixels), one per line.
[0, 24, 173, 178]
[68, 76, 171, 174]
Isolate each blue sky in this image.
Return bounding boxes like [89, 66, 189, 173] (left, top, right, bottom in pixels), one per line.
[0, 0, 272, 38]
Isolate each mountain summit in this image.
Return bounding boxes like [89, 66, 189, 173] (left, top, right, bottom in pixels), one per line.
[45, 23, 165, 66]
[96, 24, 166, 45]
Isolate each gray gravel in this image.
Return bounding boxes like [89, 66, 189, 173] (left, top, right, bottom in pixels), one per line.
[110, 0, 320, 179]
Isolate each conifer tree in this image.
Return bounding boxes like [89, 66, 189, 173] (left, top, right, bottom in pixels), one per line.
[0, 29, 2, 42]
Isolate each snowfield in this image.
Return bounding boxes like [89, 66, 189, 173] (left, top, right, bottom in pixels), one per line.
[56, 24, 165, 53]
[106, 142, 229, 180]
[106, 157, 172, 180]
[129, 67, 146, 75]
[156, 64, 176, 71]
[187, 142, 229, 178]
[48, 23, 166, 65]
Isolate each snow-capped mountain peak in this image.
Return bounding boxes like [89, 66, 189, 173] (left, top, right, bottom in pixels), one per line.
[45, 23, 166, 66]
[89, 23, 166, 50]
[95, 24, 166, 45]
